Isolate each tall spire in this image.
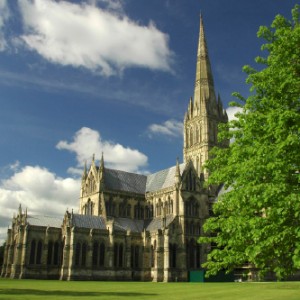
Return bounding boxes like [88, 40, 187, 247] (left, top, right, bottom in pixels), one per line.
[183, 14, 227, 176]
[193, 14, 216, 110]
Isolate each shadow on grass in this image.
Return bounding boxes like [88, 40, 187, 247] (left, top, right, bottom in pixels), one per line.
[0, 289, 157, 297]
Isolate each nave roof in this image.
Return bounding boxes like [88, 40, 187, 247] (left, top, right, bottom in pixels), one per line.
[100, 163, 186, 195]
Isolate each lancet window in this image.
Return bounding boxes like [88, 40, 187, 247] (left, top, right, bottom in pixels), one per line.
[134, 202, 144, 219]
[29, 239, 43, 265]
[190, 127, 193, 146]
[196, 127, 199, 143]
[92, 241, 105, 267]
[75, 242, 87, 267]
[47, 241, 61, 265]
[105, 197, 115, 216]
[84, 199, 94, 216]
[114, 243, 124, 268]
[186, 170, 196, 191]
[131, 245, 140, 268]
[186, 238, 201, 269]
[169, 243, 177, 268]
[185, 198, 200, 217]
[186, 129, 189, 147]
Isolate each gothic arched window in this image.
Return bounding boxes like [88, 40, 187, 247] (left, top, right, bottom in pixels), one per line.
[75, 242, 81, 266]
[81, 243, 87, 266]
[169, 243, 177, 268]
[190, 128, 193, 146]
[36, 241, 43, 264]
[92, 242, 98, 266]
[53, 241, 59, 265]
[99, 242, 105, 266]
[47, 241, 53, 265]
[186, 129, 189, 147]
[30, 240, 36, 265]
[150, 245, 155, 267]
[114, 243, 124, 268]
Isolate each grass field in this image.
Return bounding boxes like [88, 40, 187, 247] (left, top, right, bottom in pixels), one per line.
[1, 279, 300, 300]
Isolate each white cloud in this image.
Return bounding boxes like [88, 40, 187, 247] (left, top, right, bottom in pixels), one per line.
[88, 0, 124, 13]
[17, 0, 173, 76]
[226, 106, 243, 121]
[0, 0, 10, 51]
[148, 119, 183, 138]
[56, 127, 148, 173]
[0, 165, 80, 244]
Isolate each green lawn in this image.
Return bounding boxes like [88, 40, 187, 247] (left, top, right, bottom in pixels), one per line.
[0, 279, 300, 300]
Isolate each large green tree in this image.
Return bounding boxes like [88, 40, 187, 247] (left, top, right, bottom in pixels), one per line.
[199, 5, 300, 280]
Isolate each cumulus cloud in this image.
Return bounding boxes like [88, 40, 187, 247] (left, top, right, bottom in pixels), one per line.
[0, 0, 10, 51]
[226, 106, 243, 121]
[0, 165, 80, 244]
[56, 127, 148, 173]
[17, 0, 173, 76]
[147, 119, 183, 138]
[88, 0, 124, 13]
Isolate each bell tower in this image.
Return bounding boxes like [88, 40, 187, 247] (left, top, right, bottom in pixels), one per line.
[183, 15, 228, 177]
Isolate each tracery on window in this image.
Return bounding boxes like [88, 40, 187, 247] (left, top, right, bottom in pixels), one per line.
[185, 198, 200, 217]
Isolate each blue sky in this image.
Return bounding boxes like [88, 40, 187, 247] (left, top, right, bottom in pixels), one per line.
[0, 0, 297, 242]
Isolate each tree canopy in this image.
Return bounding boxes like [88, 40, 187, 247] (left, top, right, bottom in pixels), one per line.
[199, 5, 300, 280]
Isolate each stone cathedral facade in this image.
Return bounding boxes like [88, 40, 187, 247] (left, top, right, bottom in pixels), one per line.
[1, 17, 227, 282]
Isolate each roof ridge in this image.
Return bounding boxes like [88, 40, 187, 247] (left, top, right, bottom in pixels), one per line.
[101, 167, 147, 178]
[147, 163, 185, 178]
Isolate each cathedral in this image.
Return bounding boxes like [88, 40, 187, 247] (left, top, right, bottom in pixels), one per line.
[1, 16, 228, 282]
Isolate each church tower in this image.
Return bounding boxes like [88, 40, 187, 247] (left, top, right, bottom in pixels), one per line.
[183, 15, 228, 177]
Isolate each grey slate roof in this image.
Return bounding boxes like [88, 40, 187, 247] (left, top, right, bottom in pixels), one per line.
[145, 215, 175, 232]
[146, 163, 185, 193]
[99, 163, 186, 195]
[72, 214, 106, 229]
[104, 168, 147, 194]
[113, 217, 144, 233]
[69, 214, 175, 232]
[27, 215, 62, 228]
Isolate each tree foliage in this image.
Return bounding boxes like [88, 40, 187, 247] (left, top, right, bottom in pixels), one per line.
[199, 5, 300, 280]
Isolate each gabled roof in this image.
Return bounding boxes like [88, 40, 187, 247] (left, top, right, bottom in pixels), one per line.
[104, 168, 147, 194]
[27, 215, 62, 228]
[146, 163, 185, 193]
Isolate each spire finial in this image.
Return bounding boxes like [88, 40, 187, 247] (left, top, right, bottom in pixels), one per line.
[100, 152, 104, 170]
[175, 157, 181, 185]
[82, 160, 87, 180]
